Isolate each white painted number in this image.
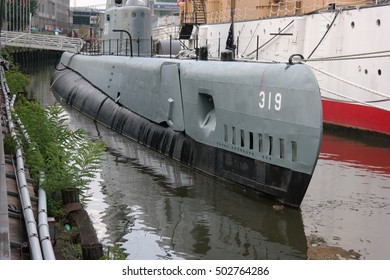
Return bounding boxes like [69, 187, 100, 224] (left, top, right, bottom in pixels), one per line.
[275, 93, 282, 111]
[259, 91, 265, 109]
[258, 91, 282, 111]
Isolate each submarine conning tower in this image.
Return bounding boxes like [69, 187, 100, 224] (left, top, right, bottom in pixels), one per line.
[104, 0, 152, 56]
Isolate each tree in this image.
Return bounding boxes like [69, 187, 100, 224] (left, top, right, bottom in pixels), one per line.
[14, 96, 106, 217]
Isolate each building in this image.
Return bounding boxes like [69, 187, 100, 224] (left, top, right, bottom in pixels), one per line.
[151, 0, 179, 17]
[71, 7, 105, 39]
[150, 0, 180, 28]
[179, 0, 375, 24]
[31, 0, 71, 35]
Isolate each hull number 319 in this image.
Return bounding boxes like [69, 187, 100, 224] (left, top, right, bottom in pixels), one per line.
[259, 91, 282, 111]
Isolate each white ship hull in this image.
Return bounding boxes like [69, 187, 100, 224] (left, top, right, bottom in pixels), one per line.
[156, 3, 390, 135]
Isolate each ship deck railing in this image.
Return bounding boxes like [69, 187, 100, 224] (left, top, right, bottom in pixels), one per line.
[81, 35, 218, 60]
[81, 36, 185, 59]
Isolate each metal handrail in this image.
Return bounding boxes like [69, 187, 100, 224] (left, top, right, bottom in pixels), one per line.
[113, 29, 133, 57]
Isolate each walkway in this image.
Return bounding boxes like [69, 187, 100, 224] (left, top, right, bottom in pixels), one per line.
[0, 31, 83, 53]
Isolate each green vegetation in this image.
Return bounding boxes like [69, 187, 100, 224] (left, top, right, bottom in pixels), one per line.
[5, 70, 30, 94]
[101, 244, 127, 260]
[3, 50, 106, 217]
[14, 96, 106, 217]
[0, 47, 15, 66]
[2, 51, 119, 259]
[3, 133, 17, 155]
[57, 223, 83, 260]
[2, 48, 30, 96]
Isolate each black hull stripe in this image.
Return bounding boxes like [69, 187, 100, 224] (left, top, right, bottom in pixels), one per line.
[50, 69, 312, 207]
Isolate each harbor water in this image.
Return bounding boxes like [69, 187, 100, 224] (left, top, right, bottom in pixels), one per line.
[25, 60, 390, 260]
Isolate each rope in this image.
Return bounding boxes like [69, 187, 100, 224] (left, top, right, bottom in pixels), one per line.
[307, 10, 339, 59]
[241, 23, 260, 57]
[302, 61, 390, 101]
[246, 20, 295, 57]
[305, 50, 390, 62]
[320, 87, 390, 112]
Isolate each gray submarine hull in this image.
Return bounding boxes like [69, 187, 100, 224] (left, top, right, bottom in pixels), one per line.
[50, 53, 322, 207]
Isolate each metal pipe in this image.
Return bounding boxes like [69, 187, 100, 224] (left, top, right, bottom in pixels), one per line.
[113, 29, 133, 57]
[137, 37, 140, 57]
[10, 96, 56, 260]
[38, 175, 56, 260]
[169, 35, 172, 58]
[150, 36, 153, 57]
[1, 66, 43, 260]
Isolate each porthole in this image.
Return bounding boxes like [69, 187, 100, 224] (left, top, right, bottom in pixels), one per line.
[378, 69, 382, 75]
[376, 19, 381, 26]
[141, 12, 145, 17]
[364, 69, 368, 74]
[351, 21, 355, 29]
[131, 12, 136, 17]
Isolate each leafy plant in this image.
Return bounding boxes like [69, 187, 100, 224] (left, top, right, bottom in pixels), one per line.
[0, 47, 15, 66]
[3, 133, 17, 155]
[101, 243, 127, 260]
[56, 223, 83, 260]
[14, 96, 106, 217]
[4, 70, 30, 94]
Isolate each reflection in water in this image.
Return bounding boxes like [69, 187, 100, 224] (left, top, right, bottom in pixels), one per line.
[320, 133, 390, 176]
[302, 133, 390, 259]
[25, 63, 390, 260]
[82, 117, 308, 260]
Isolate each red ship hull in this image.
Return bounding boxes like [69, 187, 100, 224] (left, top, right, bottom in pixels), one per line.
[322, 100, 390, 135]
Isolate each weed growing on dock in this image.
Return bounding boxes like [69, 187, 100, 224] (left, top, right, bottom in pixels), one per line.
[14, 96, 106, 217]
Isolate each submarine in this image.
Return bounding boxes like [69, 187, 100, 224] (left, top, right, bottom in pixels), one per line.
[50, 0, 323, 207]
